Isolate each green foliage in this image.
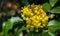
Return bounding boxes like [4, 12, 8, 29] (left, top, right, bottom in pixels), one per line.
[48, 20, 60, 33]
[0, 0, 60, 36]
[49, 0, 58, 7]
[3, 20, 12, 36]
[15, 26, 26, 36]
[42, 3, 51, 12]
[50, 6, 60, 13]
[25, 33, 41, 36]
[41, 20, 60, 36]
[42, 30, 50, 36]
[19, 0, 29, 6]
[2, 17, 26, 36]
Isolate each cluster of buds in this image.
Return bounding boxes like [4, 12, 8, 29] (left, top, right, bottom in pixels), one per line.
[20, 4, 49, 32]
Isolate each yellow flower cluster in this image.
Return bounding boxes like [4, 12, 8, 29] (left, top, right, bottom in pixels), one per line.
[20, 4, 48, 32]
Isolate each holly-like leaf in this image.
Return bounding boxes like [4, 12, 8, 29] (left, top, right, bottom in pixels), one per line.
[49, 0, 58, 7]
[42, 3, 51, 12]
[50, 6, 60, 13]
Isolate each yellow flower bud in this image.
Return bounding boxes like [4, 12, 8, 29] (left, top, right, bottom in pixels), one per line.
[26, 25, 30, 28]
[40, 26, 44, 28]
[35, 29, 38, 32]
[25, 18, 29, 21]
[30, 28, 34, 31]
[44, 16, 49, 21]
[42, 24, 46, 27]
[31, 25, 34, 28]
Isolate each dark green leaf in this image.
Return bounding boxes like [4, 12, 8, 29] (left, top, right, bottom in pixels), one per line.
[42, 3, 51, 12]
[2, 17, 24, 36]
[15, 26, 26, 36]
[42, 31, 50, 36]
[42, 30, 56, 36]
[50, 6, 60, 13]
[19, 0, 29, 6]
[49, 0, 58, 7]
[25, 33, 41, 36]
[3, 20, 12, 36]
[48, 20, 60, 33]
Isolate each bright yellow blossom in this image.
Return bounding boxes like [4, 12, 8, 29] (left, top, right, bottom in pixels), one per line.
[20, 4, 49, 32]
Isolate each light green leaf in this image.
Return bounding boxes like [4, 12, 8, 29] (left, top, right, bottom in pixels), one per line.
[49, 0, 58, 7]
[2, 17, 24, 36]
[50, 6, 60, 13]
[0, 32, 3, 36]
[3, 20, 12, 36]
[48, 20, 60, 33]
[10, 17, 23, 24]
[15, 26, 26, 36]
[48, 32, 56, 36]
[42, 3, 51, 12]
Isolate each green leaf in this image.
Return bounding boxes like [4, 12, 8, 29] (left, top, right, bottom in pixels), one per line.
[49, 0, 58, 7]
[3, 20, 12, 36]
[48, 20, 60, 33]
[50, 6, 60, 13]
[19, 0, 29, 6]
[10, 17, 23, 24]
[42, 3, 51, 12]
[0, 32, 3, 36]
[2, 17, 24, 36]
[15, 26, 26, 36]
[25, 33, 41, 36]
[42, 31, 50, 36]
[42, 30, 56, 36]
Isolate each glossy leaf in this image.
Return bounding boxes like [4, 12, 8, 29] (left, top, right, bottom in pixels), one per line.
[42, 30, 56, 36]
[49, 0, 58, 7]
[42, 3, 51, 12]
[2, 17, 24, 36]
[50, 6, 60, 13]
[48, 20, 60, 33]
[15, 26, 26, 36]
[3, 20, 12, 36]
[10, 17, 23, 24]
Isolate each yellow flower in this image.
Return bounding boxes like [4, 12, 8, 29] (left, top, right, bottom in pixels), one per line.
[20, 4, 49, 32]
